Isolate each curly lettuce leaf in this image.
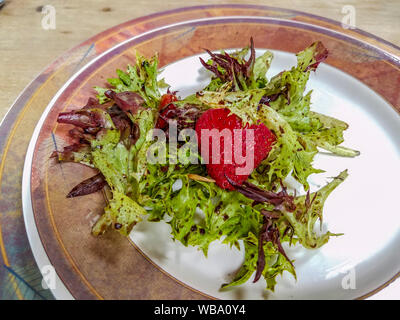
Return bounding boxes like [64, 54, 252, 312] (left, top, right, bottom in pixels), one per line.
[280, 170, 348, 249]
[127, 108, 157, 189]
[198, 181, 261, 249]
[260, 42, 327, 132]
[256, 107, 323, 190]
[305, 112, 360, 157]
[252, 50, 274, 88]
[160, 175, 260, 255]
[200, 41, 254, 91]
[222, 232, 296, 291]
[95, 52, 163, 109]
[141, 165, 261, 255]
[196, 89, 266, 125]
[92, 190, 146, 236]
[89, 122, 156, 235]
[200, 39, 273, 92]
[141, 162, 205, 221]
[258, 42, 358, 157]
[265, 72, 317, 132]
[90, 129, 131, 194]
[296, 41, 329, 72]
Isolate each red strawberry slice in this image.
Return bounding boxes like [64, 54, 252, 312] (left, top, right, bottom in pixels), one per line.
[195, 108, 275, 190]
[155, 93, 179, 130]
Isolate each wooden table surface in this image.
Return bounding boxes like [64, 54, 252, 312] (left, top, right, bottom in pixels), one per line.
[1, 0, 399, 122]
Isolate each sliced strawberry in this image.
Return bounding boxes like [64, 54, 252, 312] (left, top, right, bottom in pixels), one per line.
[155, 104, 177, 130]
[159, 93, 178, 110]
[155, 93, 179, 130]
[195, 108, 275, 190]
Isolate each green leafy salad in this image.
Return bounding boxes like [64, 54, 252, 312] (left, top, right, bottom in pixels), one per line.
[53, 39, 359, 291]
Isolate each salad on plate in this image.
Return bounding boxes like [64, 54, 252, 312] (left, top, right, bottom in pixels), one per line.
[52, 38, 359, 291]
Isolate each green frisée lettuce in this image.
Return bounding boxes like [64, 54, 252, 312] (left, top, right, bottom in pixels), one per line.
[54, 40, 359, 293]
[280, 170, 348, 249]
[305, 112, 360, 157]
[199, 38, 274, 91]
[252, 51, 274, 88]
[92, 190, 146, 236]
[142, 169, 262, 255]
[257, 107, 324, 190]
[91, 129, 129, 193]
[222, 232, 296, 291]
[95, 52, 162, 108]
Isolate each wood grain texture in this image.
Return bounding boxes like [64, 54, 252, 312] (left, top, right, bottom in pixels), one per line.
[0, 0, 399, 121]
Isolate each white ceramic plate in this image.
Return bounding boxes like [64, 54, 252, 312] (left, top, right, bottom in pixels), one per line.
[23, 49, 400, 300]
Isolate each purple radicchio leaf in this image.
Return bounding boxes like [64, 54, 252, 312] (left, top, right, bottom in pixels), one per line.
[66, 173, 107, 198]
[253, 210, 294, 283]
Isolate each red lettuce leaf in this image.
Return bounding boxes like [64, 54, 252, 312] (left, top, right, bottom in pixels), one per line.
[67, 173, 107, 198]
[105, 90, 145, 114]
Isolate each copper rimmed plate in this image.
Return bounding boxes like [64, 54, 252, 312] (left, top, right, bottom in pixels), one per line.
[7, 5, 399, 299]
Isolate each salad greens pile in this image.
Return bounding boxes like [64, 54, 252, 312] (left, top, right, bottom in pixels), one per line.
[53, 39, 359, 292]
